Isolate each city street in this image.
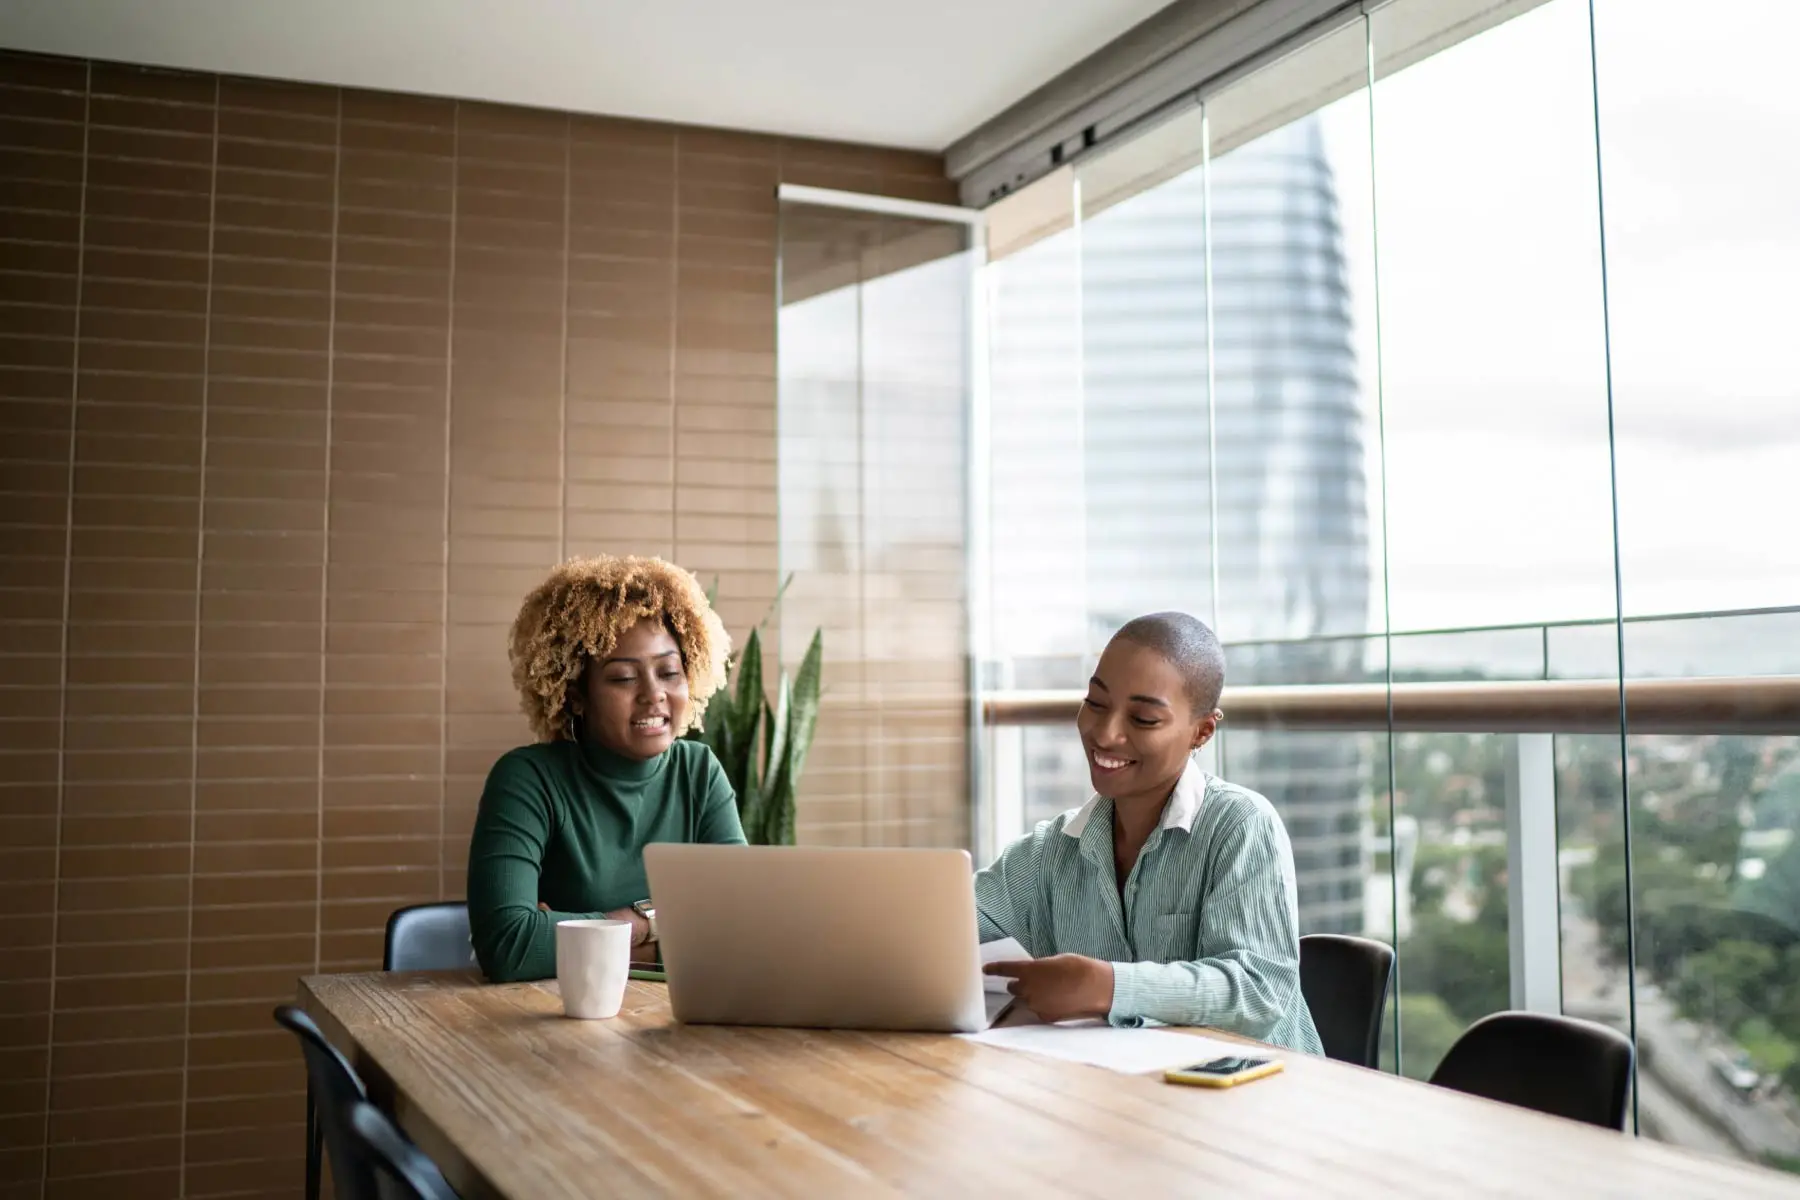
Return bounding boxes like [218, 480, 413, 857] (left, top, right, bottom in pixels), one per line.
[1562, 911, 1800, 1166]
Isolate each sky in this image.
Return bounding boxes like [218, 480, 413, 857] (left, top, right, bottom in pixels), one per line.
[1319, 0, 1800, 633]
[778, 0, 1800, 669]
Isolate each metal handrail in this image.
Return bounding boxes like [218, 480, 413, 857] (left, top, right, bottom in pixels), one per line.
[982, 675, 1800, 735]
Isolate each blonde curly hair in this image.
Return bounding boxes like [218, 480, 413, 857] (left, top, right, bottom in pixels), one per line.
[508, 555, 730, 742]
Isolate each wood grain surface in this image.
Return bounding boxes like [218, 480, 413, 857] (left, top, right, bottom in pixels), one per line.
[299, 971, 1800, 1199]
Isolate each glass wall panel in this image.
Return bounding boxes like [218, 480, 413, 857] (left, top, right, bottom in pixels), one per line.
[959, 0, 1798, 1168]
[1202, 23, 1389, 988]
[1368, 0, 1624, 1080]
[1594, 1, 1800, 620]
[1078, 147, 1214, 636]
[777, 202, 975, 847]
[1369, 0, 1616, 632]
[1596, 0, 1800, 1167]
[985, 222, 1086, 691]
[982, 214, 1087, 857]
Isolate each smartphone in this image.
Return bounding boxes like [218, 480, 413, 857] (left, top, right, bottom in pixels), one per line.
[1163, 1055, 1284, 1088]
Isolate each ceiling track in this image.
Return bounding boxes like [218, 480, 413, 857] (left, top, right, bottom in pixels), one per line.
[946, 0, 1365, 208]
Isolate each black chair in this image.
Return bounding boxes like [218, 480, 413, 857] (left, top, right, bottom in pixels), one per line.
[1298, 933, 1395, 1068]
[1429, 1011, 1634, 1130]
[343, 1099, 460, 1200]
[275, 1005, 379, 1200]
[384, 902, 475, 972]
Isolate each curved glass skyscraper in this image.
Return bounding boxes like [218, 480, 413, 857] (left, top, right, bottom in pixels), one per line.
[995, 115, 1372, 932]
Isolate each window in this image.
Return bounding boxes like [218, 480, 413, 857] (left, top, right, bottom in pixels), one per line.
[973, 0, 1799, 1163]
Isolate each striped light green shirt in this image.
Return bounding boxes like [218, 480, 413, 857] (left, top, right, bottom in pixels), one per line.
[976, 759, 1324, 1054]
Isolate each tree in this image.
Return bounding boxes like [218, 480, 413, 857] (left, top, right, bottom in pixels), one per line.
[1577, 835, 1728, 974]
[1401, 911, 1509, 1026]
[1379, 993, 1467, 1081]
[1674, 940, 1778, 1030]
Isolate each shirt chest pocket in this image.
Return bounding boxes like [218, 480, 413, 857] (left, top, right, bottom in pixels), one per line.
[1143, 911, 1201, 961]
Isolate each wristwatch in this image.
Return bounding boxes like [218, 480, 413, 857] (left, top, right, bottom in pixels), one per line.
[630, 899, 657, 944]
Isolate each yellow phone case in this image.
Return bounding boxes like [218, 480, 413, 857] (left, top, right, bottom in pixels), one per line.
[1163, 1058, 1285, 1088]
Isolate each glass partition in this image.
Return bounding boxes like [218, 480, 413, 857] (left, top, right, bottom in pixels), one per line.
[1595, 0, 1800, 1165]
[1366, 0, 1624, 1081]
[790, 0, 1800, 1174]
[776, 197, 978, 848]
[1200, 22, 1388, 984]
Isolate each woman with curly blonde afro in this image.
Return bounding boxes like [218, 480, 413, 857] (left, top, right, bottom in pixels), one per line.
[467, 555, 746, 983]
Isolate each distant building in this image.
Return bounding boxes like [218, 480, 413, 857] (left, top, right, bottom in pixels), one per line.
[1000, 117, 1373, 934]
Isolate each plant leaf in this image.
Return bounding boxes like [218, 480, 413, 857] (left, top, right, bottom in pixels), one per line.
[763, 629, 823, 846]
[737, 767, 762, 844]
[727, 630, 763, 796]
[760, 681, 784, 794]
[755, 572, 795, 633]
[733, 629, 763, 726]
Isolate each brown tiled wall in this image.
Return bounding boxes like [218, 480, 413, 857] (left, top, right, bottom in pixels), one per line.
[0, 49, 953, 1200]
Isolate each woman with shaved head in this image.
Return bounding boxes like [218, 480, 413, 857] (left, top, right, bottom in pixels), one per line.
[979, 612, 1322, 1053]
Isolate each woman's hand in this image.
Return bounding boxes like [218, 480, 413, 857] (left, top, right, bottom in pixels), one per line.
[984, 954, 1115, 1023]
[541, 902, 660, 965]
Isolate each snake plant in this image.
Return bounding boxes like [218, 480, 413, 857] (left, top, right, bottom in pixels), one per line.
[685, 586, 823, 846]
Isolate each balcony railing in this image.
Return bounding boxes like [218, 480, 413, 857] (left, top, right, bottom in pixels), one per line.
[982, 675, 1800, 735]
[977, 645, 1800, 1152]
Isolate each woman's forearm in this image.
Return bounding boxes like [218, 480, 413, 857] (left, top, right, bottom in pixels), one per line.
[546, 902, 658, 965]
[599, 906, 661, 965]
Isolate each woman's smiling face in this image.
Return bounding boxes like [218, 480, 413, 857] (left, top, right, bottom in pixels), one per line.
[1075, 635, 1218, 806]
[578, 618, 689, 760]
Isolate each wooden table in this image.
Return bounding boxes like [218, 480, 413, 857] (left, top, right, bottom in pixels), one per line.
[300, 971, 1800, 1199]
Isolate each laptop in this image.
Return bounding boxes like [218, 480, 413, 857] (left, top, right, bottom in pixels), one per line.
[644, 843, 1015, 1033]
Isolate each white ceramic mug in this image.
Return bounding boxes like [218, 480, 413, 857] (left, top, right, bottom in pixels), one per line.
[555, 918, 632, 1019]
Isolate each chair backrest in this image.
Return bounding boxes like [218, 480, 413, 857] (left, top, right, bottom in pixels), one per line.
[273, 1006, 379, 1200]
[384, 902, 474, 972]
[1429, 1011, 1635, 1130]
[1298, 933, 1395, 1069]
[344, 1099, 460, 1200]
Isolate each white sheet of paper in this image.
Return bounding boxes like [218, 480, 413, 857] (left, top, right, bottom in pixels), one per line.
[979, 937, 1030, 994]
[960, 1021, 1279, 1075]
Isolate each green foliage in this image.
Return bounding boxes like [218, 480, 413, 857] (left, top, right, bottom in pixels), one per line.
[1736, 1017, 1799, 1079]
[1401, 911, 1510, 1027]
[1765, 1152, 1800, 1176]
[1380, 992, 1467, 1082]
[1674, 940, 1780, 1031]
[1407, 843, 1459, 914]
[1578, 834, 1730, 977]
[1390, 732, 1509, 825]
[684, 581, 823, 846]
[1377, 728, 1800, 1114]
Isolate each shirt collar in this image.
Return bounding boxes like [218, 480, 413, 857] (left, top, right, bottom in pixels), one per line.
[1062, 756, 1207, 838]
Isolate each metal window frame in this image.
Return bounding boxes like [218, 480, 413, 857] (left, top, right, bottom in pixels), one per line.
[948, 0, 1364, 207]
[947, 0, 1550, 208]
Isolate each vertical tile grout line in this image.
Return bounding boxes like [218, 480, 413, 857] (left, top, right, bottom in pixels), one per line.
[439, 105, 459, 902]
[558, 115, 570, 565]
[317, 89, 342, 972]
[179, 71, 222, 1199]
[771, 144, 785, 708]
[854, 206, 868, 838]
[668, 134, 680, 561]
[42, 59, 92, 1200]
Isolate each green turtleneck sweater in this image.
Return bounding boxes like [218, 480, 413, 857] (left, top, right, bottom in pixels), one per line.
[466, 738, 745, 983]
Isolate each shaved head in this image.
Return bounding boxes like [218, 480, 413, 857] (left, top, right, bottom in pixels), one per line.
[1112, 612, 1225, 714]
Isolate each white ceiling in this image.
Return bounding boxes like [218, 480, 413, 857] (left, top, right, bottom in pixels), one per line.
[0, 0, 1175, 151]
